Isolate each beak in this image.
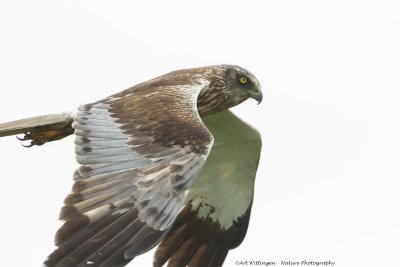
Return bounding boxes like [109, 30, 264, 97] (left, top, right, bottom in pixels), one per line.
[250, 87, 263, 104]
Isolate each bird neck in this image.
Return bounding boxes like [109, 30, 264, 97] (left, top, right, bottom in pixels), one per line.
[197, 86, 244, 116]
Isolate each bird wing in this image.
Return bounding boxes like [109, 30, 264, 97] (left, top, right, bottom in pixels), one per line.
[154, 110, 262, 267]
[45, 77, 214, 267]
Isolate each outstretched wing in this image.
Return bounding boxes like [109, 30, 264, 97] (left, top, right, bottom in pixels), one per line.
[154, 110, 262, 267]
[45, 76, 214, 267]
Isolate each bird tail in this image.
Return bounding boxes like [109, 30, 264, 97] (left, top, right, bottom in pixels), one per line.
[0, 111, 75, 147]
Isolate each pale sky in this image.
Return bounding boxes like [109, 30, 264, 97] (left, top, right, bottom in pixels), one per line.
[0, 1, 399, 267]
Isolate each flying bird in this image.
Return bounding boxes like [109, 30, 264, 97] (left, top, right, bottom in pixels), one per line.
[0, 65, 262, 267]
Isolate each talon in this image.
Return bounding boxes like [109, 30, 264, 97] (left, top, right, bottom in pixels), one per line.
[17, 132, 33, 141]
[16, 128, 73, 147]
[22, 142, 34, 148]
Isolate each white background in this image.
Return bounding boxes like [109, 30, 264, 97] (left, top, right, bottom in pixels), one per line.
[0, 1, 399, 266]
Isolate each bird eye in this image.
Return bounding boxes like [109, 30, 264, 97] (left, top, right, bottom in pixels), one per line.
[240, 77, 247, 84]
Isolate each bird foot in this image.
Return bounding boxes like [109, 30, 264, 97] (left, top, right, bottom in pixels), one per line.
[17, 129, 71, 147]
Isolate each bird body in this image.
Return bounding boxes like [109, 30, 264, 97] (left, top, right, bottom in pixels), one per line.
[0, 65, 262, 267]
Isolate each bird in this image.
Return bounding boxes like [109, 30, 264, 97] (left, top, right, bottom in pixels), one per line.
[0, 64, 262, 267]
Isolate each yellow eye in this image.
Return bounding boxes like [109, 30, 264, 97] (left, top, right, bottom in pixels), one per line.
[240, 77, 247, 84]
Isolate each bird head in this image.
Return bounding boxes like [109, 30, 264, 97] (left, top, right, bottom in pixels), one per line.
[197, 65, 262, 116]
[224, 65, 263, 105]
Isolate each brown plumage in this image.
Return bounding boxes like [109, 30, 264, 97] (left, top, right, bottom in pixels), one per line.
[154, 204, 252, 267]
[0, 65, 263, 267]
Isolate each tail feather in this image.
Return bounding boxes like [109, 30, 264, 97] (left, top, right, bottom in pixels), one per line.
[0, 111, 75, 146]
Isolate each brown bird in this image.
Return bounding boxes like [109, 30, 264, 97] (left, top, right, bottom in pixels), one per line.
[0, 65, 262, 267]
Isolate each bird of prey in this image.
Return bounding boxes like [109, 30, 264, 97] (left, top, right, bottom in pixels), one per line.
[0, 65, 262, 267]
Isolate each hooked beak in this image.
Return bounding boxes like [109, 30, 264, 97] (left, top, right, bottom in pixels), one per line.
[250, 87, 263, 104]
